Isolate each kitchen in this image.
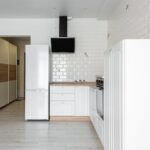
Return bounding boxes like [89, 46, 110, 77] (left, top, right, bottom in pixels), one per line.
[0, 0, 150, 150]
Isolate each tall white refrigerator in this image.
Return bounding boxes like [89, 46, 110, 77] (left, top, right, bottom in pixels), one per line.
[25, 45, 49, 120]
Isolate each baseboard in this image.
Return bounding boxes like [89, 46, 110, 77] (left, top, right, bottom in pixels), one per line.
[50, 116, 90, 122]
[17, 97, 25, 100]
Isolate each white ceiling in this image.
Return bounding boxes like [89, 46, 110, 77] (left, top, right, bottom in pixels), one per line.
[0, 0, 121, 19]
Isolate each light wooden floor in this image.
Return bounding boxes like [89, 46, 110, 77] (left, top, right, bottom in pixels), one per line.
[0, 100, 104, 150]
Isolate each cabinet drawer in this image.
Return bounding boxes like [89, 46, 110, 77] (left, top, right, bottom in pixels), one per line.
[50, 101, 75, 116]
[50, 93, 75, 101]
[50, 86, 75, 94]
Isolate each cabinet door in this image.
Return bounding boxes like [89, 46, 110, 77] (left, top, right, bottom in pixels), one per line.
[75, 86, 89, 116]
[9, 43, 17, 102]
[50, 86, 75, 94]
[50, 93, 75, 101]
[89, 87, 96, 122]
[0, 39, 9, 107]
[50, 101, 75, 116]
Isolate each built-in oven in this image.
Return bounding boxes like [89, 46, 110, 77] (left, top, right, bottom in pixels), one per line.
[96, 76, 104, 120]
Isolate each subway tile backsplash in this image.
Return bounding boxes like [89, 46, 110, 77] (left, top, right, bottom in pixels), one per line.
[52, 52, 104, 82]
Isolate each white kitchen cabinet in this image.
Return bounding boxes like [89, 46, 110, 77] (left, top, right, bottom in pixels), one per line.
[89, 87, 104, 146]
[50, 86, 89, 116]
[50, 86, 75, 116]
[89, 87, 96, 122]
[50, 86, 75, 94]
[75, 86, 89, 116]
[89, 87, 97, 127]
[50, 101, 75, 116]
[96, 115, 104, 144]
[104, 40, 150, 150]
[50, 93, 75, 101]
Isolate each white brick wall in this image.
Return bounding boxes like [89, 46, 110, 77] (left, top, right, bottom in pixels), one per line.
[52, 19, 107, 82]
[108, 0, 150, 47]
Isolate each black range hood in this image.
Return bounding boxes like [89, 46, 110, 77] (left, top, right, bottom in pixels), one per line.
[51, 16, 75, 53]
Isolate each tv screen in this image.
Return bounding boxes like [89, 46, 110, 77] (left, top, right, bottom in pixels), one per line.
[51, 38, 75, 53]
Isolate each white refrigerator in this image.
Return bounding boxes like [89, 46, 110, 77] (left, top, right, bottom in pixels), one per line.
[25, 45, 49, 120]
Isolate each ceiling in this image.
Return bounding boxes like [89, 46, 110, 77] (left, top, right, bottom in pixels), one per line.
[0, 0, 121, 19]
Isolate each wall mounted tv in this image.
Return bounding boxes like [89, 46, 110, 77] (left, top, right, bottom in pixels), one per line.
[51, 38, 75, 53]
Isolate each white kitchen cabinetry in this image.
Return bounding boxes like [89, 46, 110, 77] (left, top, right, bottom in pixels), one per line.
[104, 40, 150, 150]
[50, 86, 75, 116]
[51, 86, 75, 94]
[89, 87, 96, 123]
[75, 86, 89, 116]
[50, 101, 75, 116]
[89, 87, 104, 146]
[50, 86, 89, 116]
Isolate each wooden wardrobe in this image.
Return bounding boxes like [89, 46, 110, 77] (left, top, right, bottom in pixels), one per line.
[0, 38, 17, 108]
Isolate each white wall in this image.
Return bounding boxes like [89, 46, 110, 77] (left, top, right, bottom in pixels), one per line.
[108, 0, 150, 47]
[0, 19, 58, 44]
[0, 18, 107, 82]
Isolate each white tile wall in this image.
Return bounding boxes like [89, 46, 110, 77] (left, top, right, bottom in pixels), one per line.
[108, 0, 150, 47]
[52, 19, 107, 82]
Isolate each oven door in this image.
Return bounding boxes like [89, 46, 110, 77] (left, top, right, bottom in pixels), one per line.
[96, 88, 104, 120]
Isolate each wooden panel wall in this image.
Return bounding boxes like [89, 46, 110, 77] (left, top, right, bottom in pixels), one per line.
[0, 64, 8, 82]
[9, 65, 16, 81]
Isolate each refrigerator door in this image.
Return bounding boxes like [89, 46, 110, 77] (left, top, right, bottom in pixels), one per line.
[25, 45, 49, 120]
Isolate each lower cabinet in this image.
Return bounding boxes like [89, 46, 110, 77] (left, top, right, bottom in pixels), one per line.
[89, 87, 104, 146]
[75, 86, 89, 116]
[50, 101, 75, 116]
[50, 86, 89, 116]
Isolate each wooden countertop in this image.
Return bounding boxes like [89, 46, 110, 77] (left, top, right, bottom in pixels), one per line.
[50, 82, 96, 87]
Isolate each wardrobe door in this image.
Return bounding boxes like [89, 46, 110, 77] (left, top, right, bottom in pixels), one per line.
[9, 43, 17, 103]
[0, 39, 9, 107]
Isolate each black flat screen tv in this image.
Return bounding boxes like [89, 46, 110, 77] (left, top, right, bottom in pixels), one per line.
[51, 38, 75, 53]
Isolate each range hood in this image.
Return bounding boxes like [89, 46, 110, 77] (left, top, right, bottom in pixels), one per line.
[51, 16, 75, 53]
